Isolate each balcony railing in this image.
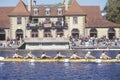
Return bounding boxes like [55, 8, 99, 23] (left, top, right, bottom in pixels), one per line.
[26, 21, 68, 30]
[26, 23, 40, 30]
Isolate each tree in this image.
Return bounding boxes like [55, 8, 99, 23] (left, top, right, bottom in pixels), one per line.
[104, 0, 120, 24]
[68, 0, 72, 5]
[57, 0, 72, 6]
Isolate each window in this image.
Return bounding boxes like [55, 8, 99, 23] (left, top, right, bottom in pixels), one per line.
[56, 18, 63, 26]
[31, 29, 38, 37]
[58, 8, 62, 15]
[17, 17, 22, 24]
[33, 8, 39, 15]
[44, 29, 52, 37]
[73, 17, 78, 24]
[58, 18, 62, 21]
[90, 28, 97, 37]
[46, 8, 50, 15]
[56, 29, 64, 37]
[45, 18, 51, 23]
[33, 19, 38, 23]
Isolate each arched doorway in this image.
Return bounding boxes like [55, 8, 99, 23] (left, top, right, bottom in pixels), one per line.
[31, 29, 38, 37]
[44, 29, 52, 37]
[56, 29, 64, 37]
[0, 29, 5, 40]
[90, 28, 97, 37]
[108, 28, 115, 39]
[16, 29, 23, 40]
[71, 29, 79, 39]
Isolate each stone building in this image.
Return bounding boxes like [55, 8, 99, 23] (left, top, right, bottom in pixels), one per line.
[0, 0, 120, 49]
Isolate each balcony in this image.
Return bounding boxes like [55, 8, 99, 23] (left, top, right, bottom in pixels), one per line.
[42, 22, 54, 29]
[26, 21, 68, 30]
[26, 23, 41, 30]
[55, 21, 68, 29]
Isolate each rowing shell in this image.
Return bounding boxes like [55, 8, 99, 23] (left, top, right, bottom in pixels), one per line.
[0, 58, 120, 63]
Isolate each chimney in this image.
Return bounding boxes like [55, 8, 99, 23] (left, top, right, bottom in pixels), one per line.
[64, 0, 68, 11]
[27, 0, 32, 12]
[33, 0, 37, 6]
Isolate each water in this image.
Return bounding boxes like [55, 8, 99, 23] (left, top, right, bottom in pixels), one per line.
[0, 62, 120, 80]
[0, 50, 120, 80]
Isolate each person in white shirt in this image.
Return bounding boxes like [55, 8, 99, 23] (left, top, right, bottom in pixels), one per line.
[70, 52, 81, 59]
[13, 49, 22, 58]
[85, 51, 96, 59]
[54, 51, 66, 59]
[116, 52, 120, 59]
[13, 53, 22, 58]
[41, 52, 51, 59]
[100, 51, 111, 59]
[26, 51, 36, 58]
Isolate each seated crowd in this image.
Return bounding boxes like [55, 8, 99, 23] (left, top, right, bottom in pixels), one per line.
[12, 50, 120, 59]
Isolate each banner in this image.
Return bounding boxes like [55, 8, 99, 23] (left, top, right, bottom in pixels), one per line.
[44, 24, 51, 28]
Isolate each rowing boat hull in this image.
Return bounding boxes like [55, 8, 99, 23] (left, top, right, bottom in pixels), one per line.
[0, 58, 120, 63]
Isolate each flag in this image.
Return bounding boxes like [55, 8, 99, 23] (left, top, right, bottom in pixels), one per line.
[44, 24, 51, 28]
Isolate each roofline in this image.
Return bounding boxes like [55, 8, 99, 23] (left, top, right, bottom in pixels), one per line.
[31, 15, 64, 17]
[64, 14, 87, 16]
[0, 27, 10, 29]
[8, 15, 30, 17]
[86, 26, 120, 28]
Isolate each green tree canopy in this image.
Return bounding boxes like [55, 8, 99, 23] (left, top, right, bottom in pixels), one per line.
[104, 0, 120, 24]
[57, 0, 72, 6]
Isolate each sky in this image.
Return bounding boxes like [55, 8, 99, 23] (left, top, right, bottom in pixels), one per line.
[0, 0, 107, 10]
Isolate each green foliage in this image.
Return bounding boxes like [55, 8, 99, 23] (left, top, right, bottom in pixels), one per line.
[57, 0, 72, 6]
[104, 0, 120, 24]
[57, 2, 63, 6]
[68, 0, 72, 5]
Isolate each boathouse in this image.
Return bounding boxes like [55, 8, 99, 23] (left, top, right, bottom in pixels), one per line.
[0, 0, 120, 49]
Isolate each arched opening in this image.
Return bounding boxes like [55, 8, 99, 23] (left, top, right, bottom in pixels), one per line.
[16, 29, 23, 40]
[0, 29, 5, 40]
[44, 29, 52, 37]
[90, 28, 97, 37]
[108, 28, 115, 39]
[71, 29, 79, 39]
[56, 29, 64, 37]
[31, 29, 38, 37]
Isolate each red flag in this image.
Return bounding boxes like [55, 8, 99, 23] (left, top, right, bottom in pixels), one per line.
[44, 24, 51, 28]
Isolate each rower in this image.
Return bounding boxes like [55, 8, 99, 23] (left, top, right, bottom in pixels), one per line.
[13, 49, 22, 58]
[25, 51, 36, 59]
[85, 51, 96, 59]
[100, 51, 111, 59]
[13, 53, 22, 58]
[70, 52, 81, 59]
[41, 52, 51, 59]
[54, 51, 66, 59]
[116, 52, 120, 59]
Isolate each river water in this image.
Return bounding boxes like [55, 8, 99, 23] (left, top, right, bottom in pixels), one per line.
[0, 50, 120, 80]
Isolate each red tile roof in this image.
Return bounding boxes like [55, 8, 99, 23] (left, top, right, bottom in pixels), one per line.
[82, 6, 120, 27]
[81, 6, 102, 20]
[86, 19, 120, 28]
[0, 0, 119, 29]
[31, 6, 65, 16]
[9, 0, 30, 16]
[0, 7, 14, 28]
[64, 0, 86, 15]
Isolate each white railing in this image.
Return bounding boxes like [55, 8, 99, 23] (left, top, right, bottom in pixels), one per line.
[24, 37, 69, 43]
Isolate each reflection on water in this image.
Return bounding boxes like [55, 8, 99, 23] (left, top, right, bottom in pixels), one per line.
[0, 62, 119, 80]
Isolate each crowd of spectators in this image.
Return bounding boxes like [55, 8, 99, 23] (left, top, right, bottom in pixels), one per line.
[69, 35, 120, 48]
[0, 38, 24, 48]
[0, 35, 120, 49]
